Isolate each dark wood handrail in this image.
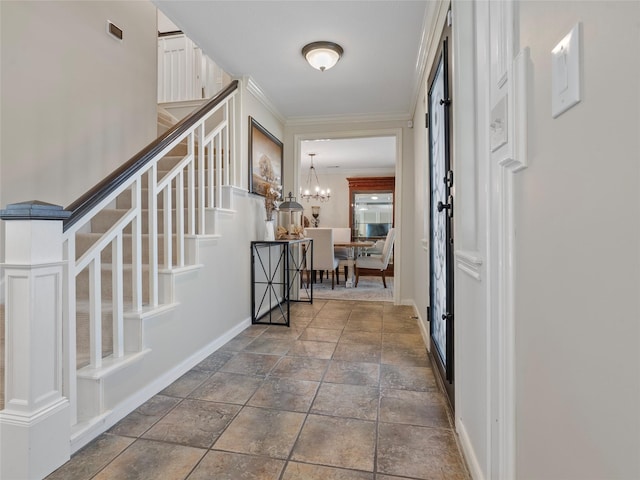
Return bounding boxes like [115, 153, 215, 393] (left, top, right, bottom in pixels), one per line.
[63, 80, 239, 231]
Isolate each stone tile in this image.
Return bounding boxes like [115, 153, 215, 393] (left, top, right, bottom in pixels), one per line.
[382, 332, 425, 349]
[383, 304, 416, 315]
[348, 311, 383, 323]
[269, 356, 329, 381]
[299, 327, 342, 343]
[241, 324, 270, 337]
[289, 316, 313, 328]
[192, 350, 235, 372]
[189, 372, 263, 405]
[311, 383, 379, 421]
[93, 439, 204, 480]
[377, 476, 423, 480]
[143, 399, 240, 448]
[213, 406, 305, 459]
[243, 336, 294, 355]
[287, 340, 336, 359]
[339, 331, 382, 346]
[307, 316, 349, 329]
[291, 414, 376, 471]
[382, 318, 422, 334]
[380, 389, 451, 429]
[218, 335, 257, 352]
[290, 302, 325, 318]
[332, 343, 381, 364]
[345, 319, 383, 333]
[261, 326, 304, 339]
[220, 352, 281, 377]
[159, 370, 212, 398]
[187, 451, 285, 480]
[381, 345, 430, 368]
[282, 462, 373, 480]
[324, 361, 380, 386]
[380, 364, 437, 392]
[108, 395, 180, 437]
[248, 377, 319, 412]
[377, 423, 469, 479]
[46, 434, 134, 480]
[316, 302, 353, 323]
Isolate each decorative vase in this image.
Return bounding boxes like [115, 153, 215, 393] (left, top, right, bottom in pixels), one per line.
[264, 219, 275, 241]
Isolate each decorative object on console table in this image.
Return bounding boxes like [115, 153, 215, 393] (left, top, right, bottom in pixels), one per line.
[248, 116, 283, 197]
[311, 205, 320, 227]
[263, 184, 282, 241]
[277, 192, 304, 239]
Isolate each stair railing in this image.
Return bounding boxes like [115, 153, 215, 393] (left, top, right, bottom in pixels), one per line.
[60, 80, 239, 425]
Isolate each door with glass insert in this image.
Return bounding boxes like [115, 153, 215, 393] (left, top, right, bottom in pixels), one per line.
[428, 35, 454, 407]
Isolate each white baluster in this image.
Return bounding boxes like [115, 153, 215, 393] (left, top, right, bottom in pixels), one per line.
[216, 132, 223, 208]
[112, 233, 124, 358]
[148, 164, 159, 307]
[198, 124, 206, 234]
[89, 257, 102, 368]
[131, 177, 143, 311]
[164, 182, 173, 269]
[176, 170, 185, 267]
[63, 236, 78, 425]
[208, 139, 214, 208]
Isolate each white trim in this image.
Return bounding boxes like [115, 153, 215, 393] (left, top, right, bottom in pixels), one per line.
[457, 417, 486, 480]
[243, 76, 286, 125]
[70, 316, 251, 453]
[293, 127, 403, 305]
[286, 112, 411, 127]
[455, 250, 483, 281]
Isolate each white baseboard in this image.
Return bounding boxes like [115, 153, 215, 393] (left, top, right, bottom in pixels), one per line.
[456, 417, 485, 480]
[70, 316, 251, 453]
[408, 299, 430, 352]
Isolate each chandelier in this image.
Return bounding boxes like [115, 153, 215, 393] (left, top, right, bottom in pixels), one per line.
[300, 153, 331, 203]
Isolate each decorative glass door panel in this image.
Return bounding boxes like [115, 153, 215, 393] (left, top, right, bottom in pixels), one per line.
[428, 36, 454, 405]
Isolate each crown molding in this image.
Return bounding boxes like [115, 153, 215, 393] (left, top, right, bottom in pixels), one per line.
[242, 76, 286, 125]
[286, 111, 411, 127]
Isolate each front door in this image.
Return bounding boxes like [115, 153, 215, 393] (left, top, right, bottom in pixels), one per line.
[428, 32, 454, 407]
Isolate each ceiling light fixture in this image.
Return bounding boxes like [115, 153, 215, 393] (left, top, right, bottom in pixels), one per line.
[302, 41, 343, 72]
[300, 153, 331, 202]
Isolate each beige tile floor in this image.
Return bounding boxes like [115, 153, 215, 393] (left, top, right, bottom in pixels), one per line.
[47, 299, 470, 480]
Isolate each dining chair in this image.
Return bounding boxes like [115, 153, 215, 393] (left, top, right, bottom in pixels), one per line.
[305, 228, 340, 289]
[332, 227, 351, 283]
[355, 228, 395, 288]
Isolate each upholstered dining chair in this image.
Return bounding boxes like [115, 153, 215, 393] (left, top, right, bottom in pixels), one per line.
[305, 228, 340, 289]
[355, 228, 396, 288]
[332, 227, 351, 283]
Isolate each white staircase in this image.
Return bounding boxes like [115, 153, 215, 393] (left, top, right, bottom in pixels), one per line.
[0, 81, 247, 477]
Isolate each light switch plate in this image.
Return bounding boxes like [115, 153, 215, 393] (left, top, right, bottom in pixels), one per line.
[551, 22, 581, 118]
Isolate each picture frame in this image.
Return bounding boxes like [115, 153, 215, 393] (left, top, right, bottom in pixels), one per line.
[248, 117, 283, 197]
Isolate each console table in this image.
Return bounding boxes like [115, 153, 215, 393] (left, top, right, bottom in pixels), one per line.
[250, 238, 313, 326]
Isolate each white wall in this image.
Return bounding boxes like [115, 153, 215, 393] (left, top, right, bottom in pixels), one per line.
[0, 1, 158, 209]
[514, 2, 640, 478]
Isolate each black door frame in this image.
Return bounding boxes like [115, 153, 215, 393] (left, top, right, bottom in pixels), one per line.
[427, 24, 454, 408]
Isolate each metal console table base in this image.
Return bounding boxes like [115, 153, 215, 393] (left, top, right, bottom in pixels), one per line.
[250, 239, 313, 326]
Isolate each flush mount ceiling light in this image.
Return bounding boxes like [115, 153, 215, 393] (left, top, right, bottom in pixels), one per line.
[302, 41, 344, 72]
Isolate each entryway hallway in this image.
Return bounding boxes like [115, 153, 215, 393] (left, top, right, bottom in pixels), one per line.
[46, 299, 469, 479]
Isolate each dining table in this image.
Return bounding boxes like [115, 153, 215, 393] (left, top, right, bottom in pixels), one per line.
[334, 241, 374, 288]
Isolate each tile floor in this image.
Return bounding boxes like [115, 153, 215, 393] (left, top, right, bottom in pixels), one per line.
[47, 299, 469, 480]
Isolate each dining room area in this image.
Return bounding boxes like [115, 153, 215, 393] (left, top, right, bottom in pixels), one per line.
[296, 136, 396, 300]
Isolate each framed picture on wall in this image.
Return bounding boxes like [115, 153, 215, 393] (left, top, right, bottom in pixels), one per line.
[248, 117, 283, 197]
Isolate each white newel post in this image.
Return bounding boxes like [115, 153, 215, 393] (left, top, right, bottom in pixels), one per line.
[0, 202, 71, 480]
